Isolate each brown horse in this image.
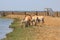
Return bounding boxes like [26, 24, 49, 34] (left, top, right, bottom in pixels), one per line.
[21, 14, 44, 26]
[37, 16, 44, 23]
[31, 15, 37, 25]
[31, 15, 44, 26]
[22, 15, 32, 27]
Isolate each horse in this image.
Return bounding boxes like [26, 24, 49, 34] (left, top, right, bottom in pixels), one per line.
[37, 16, 44, 23]
[21, 14, 44, 26]
[31, 15, 44, 26]
[31, 15, 38, 26]
[21, 15, 32, 27]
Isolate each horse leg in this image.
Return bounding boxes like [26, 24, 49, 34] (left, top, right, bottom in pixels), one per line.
[30, 21, 32, 26]
[35, 20, 37, 26]
[28, 21, 30, 26]
[25, 21, 31, 27]
[35, 22, 37, 26]
[42, 18, 44, 23]
[25, 21, 29, 27]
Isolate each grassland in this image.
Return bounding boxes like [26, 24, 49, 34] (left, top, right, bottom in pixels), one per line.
[2, 18, 36, 40]
[2, 16, 60, 40]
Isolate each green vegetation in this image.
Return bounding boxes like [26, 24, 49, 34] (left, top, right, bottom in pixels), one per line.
[3, 18, 36, 40]
[0, 16, 6, 18]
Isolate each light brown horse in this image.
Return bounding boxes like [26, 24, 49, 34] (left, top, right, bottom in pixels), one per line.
[22, 15, 32, 27]
[21, 14, 44, 26]
[31, 15, 44, 26]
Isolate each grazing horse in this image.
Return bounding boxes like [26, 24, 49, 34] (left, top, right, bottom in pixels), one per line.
[37, 16, 44, 23]
[21, 15, 32, 27]
[31, 15, 38, 25]
[31, 15, 44, 26]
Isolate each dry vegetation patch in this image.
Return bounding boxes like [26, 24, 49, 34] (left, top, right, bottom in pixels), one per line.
[44, 16, 60, 27]
[3, 16, 60, 40]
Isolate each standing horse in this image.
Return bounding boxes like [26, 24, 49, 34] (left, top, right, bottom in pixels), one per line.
[31, 15, 38, 26]
[21, 15, 32, 27]
[31, 15, 44, 26]
[37, 16, 44, 23]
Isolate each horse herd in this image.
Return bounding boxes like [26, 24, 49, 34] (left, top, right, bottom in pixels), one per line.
[21, 14, 44, 27]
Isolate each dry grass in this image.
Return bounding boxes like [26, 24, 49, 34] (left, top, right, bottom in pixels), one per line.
[44, 16, 60, 27]
[4, 15, 60, 40]
[6, 15, 25, 19]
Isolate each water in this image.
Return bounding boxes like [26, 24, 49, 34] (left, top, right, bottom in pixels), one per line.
[0, 18, 13, 39]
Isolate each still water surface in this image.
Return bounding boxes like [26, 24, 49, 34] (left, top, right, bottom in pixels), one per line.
[0, 18, 13, 39]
